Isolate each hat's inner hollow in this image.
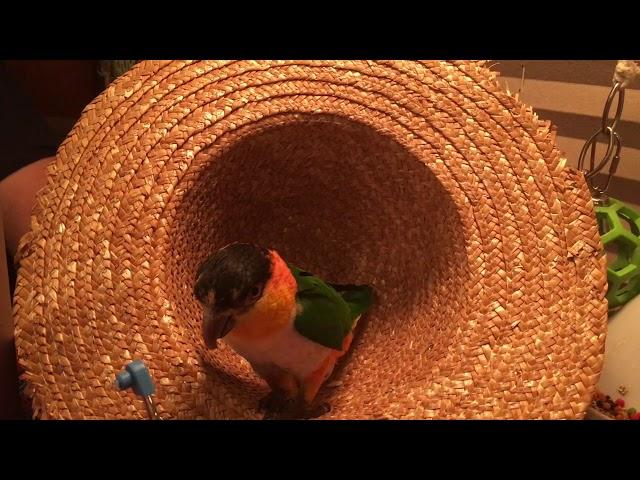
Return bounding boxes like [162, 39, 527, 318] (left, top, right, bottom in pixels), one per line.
[166, 114, 470, 417]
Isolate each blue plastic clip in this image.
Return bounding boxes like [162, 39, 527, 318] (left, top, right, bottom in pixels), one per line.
[115, 359, 160, 420]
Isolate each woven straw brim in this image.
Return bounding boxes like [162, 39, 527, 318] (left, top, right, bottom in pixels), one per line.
[13, 61, 607, 419]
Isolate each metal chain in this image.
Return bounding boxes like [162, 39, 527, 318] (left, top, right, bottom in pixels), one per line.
[578, 81, 626, 203]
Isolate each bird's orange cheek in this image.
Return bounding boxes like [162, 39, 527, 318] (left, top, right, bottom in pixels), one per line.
[231, 286, 295, 340]
[228, 251, 297, 341]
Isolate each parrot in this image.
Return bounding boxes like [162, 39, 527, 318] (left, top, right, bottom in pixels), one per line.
[194, 242, 374, 419]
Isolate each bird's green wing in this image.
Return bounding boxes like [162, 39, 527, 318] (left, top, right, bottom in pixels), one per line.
[288, 264, 373, 350]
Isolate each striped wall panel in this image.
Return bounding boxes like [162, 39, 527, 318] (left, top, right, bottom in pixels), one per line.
[494, 60, 640, 209]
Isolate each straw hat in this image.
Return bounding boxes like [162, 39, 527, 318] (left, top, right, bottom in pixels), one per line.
[12, 60, 608, 419]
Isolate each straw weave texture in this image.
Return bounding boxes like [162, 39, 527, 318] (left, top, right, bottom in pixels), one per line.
[12, 60, 607, 419]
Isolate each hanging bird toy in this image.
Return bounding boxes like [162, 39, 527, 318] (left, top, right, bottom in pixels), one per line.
[578, 60, 640, 311]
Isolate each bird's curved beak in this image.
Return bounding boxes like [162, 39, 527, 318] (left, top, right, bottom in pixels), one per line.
[203, 309, 236, 349]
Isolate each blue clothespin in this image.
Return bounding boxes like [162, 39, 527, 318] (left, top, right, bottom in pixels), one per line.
[115, 359, 160, 420]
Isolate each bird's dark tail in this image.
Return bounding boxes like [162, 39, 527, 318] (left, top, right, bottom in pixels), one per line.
[328, 283, 374, 322]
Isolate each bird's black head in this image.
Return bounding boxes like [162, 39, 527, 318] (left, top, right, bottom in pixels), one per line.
[194, 243, 272, 348]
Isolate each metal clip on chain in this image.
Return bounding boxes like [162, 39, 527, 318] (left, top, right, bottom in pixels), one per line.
[578, 81, 626, 206]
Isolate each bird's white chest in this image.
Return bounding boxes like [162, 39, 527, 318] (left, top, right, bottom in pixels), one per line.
[224, 320, 332, 380]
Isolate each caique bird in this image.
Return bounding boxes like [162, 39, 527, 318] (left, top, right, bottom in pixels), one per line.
[194, 243, 374, 419]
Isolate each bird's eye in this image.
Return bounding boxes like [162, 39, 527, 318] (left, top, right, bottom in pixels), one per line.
[250, 285, 262, 300]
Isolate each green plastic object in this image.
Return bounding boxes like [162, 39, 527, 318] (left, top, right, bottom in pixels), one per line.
[595, 197, 640, 309]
